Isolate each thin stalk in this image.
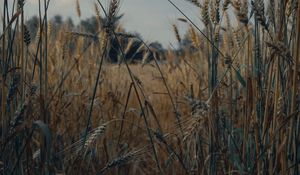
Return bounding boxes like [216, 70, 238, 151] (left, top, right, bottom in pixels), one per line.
[117, 82, 133, 145]
[30, 0, 50, 81]
[291, 0, 300, 173]
[271, 56, 280, 173]
[1, 0, 7, 143]
[262, 61, 275, 140]
[43, 0, 48, 123]
[38, 0, 44, 121]
[242, 25, 251, 163]
[20, 0, 25, 103]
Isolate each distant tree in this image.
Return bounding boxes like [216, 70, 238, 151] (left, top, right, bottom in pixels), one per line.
[80, 16, 98, 33]
[66, 17, 74, 28]
[53, 15, 63, 26]
[49, 15, 63, 36]
[25, 16, 39, 38]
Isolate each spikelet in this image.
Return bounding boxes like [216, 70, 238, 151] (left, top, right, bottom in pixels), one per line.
[252, 0, 268, 31]
[76, 35, 84, 54]
[265, 40, 293, 65]
[94, 2, 101, 19]
[183, 97, 210, 141]
[223, 32, 230, 53]
[72, 124, 107, 157]
[99, 30, 108, 54]
[177, 18, 188, 23]
[108, 0, 120, 22]
[76, 0, 81, 18]
[188, 25, 200, 48]
[233, 29, 240, 49]
[35, 25, 41, 42]
[185, 0, 202, 8]
[183, 117, 204, 142]
[235, 0, 248, 25]
[107, 152, 135, 167]
[201, 0, 210, 26]
[276, 96, 284, 116]
[223, 0, 231, 11]
[172, 24, 181, 43]
[83, 124, 106, 149]
[54, 123, 106, 159]
[286, 0, 292, 17]
[33, 149, 41, 160]
[214, 24, 220, 43]
[190, 100, 210, 117]
[210, 1, 218, 24]
[94, 3, 102, 30]
[104, 0, 120, 35]
[211, 0, 220, 24]
[215, 0, 221, 11]
[23, 25, 31, 46]
[231, 0, 241, 11]
[62, 32, 71, 59]
[254, 39, 262, 65]
[100, 150, 138, 174]
[47, 21, 52, 39]
[224, 11, 231, 30]
[276, 96, 286, 124]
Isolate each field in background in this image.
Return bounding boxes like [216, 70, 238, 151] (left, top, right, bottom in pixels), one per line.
[1, 0, 300, 174]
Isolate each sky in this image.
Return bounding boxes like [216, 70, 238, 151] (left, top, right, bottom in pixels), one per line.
[1, 0, 203, 47]
[0, 0, 201, 48]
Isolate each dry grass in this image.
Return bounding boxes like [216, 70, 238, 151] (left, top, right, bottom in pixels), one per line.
[1, 0, 300, 174]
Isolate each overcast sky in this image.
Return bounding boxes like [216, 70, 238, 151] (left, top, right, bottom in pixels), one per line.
[1, 0, 203, 47]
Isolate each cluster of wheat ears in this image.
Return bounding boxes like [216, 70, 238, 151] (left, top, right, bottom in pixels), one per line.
[0, 0, 300, 174]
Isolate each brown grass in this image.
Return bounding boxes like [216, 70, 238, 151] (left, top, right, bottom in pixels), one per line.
[1, 0, 300, 174]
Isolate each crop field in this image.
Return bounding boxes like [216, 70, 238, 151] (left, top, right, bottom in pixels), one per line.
[1, 0, 300, 174]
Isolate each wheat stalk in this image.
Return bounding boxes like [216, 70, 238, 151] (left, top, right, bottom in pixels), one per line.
[99, 149, 141, 174]
[234, 0, 249, 24]
[201, 0, 210, 26]
[108, 0, 120, 21]
[76, 0, 81, 18]
[172, 24, 181, 43]
[252, 0, 268, 31]
[84, 124, 106, 148]
[94, 2, 102, 30]
[23, 25, 31, 46]
[189, 25, 200, 48]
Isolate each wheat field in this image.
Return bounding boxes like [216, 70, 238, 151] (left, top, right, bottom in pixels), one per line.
[1, 0, 300, 174]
